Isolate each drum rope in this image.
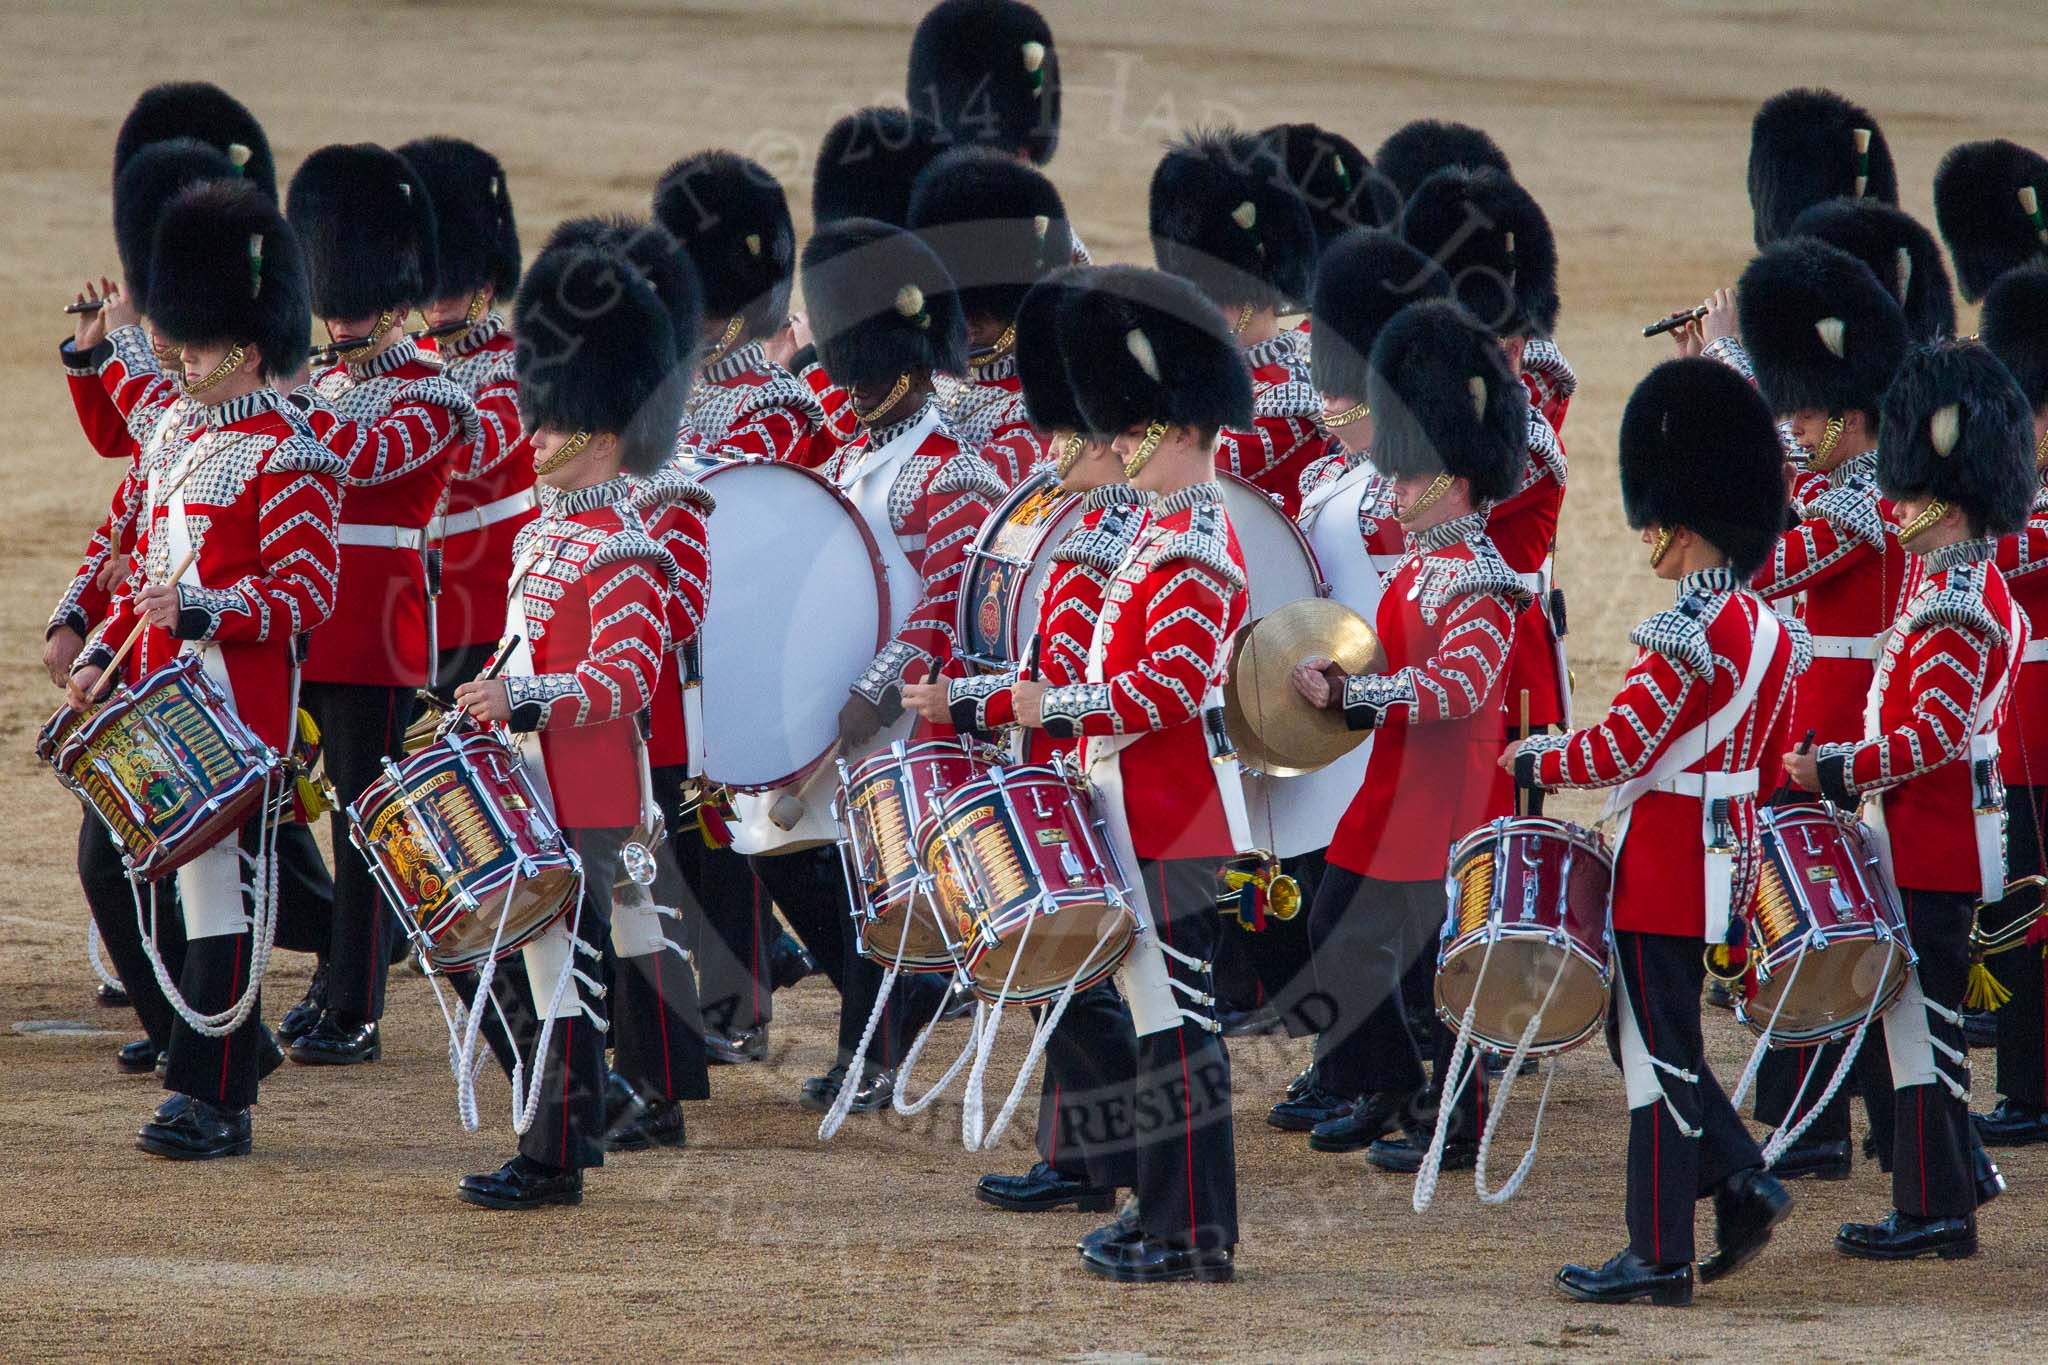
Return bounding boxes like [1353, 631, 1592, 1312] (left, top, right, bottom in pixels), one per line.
[418, 875, 522, 1132]
[961, 909, 1041, 1149]
[1413, 930, 1500, 1213]
[974, 917, 1123, 1150]
[1727, 931, 1820, 1112]
[819, 884, 921, 1140]
[1757, 972, 1885, 1167]
[510, 873, 604, 1137]
[86, 920, 121, 991]
[1471, 946, 1574, 1205]
[891, 988, 981, 1116]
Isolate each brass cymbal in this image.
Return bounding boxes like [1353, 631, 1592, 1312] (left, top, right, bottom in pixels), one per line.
[1223, 597, 1384, 776]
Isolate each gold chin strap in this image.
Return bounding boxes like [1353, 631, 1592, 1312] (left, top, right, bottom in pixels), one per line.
[2035, 426, 2048, 472]
[1804, 414, 1846, 472]
[434, 292, 488, 352]
[971, 321, 1018, 366]
[152, 336, 184, 366]
[1396, 472, 1454, 525]
[330, 311, 396, 365]
[1054, 431, 1088, 479]
[853, 373, 913, 427]
[1231, 301, 1255, 335]
[1325, 399, 1370, 429]
[1897, 499, 1951, 546]
[533, 429, 593, 477]
[1649, 526, 1677, 569]
[182, 343, 247, 396]
[702, 315, 745, 366]
[1122, 421, 1169, 479]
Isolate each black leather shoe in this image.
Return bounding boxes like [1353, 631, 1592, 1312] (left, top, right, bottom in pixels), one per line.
[1220, 1003, 1281, 1037]
[1366, 1132, 1476, 1173]
[769, 932, 815, 991]
[1079, 1198, 1141, 1253]
[1309, 1092, 1405, 1153]
[1555, 1250, 1693, 1306]
[1973, 1143, 2005, 1207]
[939, 977, 976, 1022]
[705, 1024, 769, 1065]
[256, 1025, 286, 1081]
[610, 1100, 687, 1152]
[288, 1013, 380, 1065]
[117, 1039, 162, 1075]
[457, 1154, 583, 1210]
[276, 961, 328, 1045]
[137, 1095, 252, 1161]
[97, 982, 130, 1009]
[1080, 1235, 1235, 1283]
[1698, 1168, 1793, 1284]
[1769, 1137, 1851, 1182]
[1704, 978, 1735, 1012]
[976, 1161, 1116, 1213]
[798, 1062, 894, 1114]
[1267, 1085, 1353, 1132]
[1974, 1098, 2048, 1147]
[1961, 1009, 1998, 1049]
[1835, 1209, 1977, 1261]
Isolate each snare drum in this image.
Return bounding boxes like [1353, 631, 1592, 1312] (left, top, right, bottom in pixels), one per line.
[1740, 803, 1912, 1045]
[837, 740, 987, 969]
[918, 765, 1137, 1005]
[1436, 817, 1613, 1055]
[958, 471, 1087, 671]
[348, 730, 581, 974]
[54, 653, 285, 880]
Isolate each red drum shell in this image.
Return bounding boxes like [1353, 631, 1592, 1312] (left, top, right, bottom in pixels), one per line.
[1436, 817, 1613, 1056]
[842, 741, 987, 970]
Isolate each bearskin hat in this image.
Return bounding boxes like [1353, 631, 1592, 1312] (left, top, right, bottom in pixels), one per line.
[1877, 341, 2035, 536]
[1057, 265, 1253, 437]
[812, 107, 948, 228]
[1737, 237, 1907, 418]
[1150, 128, 1317, 313]
[1747, 88, 1897, 248]
[800, 218, 967, 392]
[1364, 299, 1524, 501]
[286, 143, 438, 321]
[542, 215, 704, 377]
[1309, 228, 1452, 400]
[1013, 265, 1094, 432]
[1932, 139, 2048, 303]
[1400, 165, 1558, 338]
[395, 137, 520, 302]
[653, 150, 794, 337]
[515, 239, 684, 477]
[113, 138, 240, 313]
[1257, 122, 1384, 249]
[1980, 266, 2048, 413]
[146, 180, 310, 380]
[906, 0, 1060, 166]
[1789, 198, 1954, 342]
[113, 82, 275, 200]
[907, 146, 1072, 323]
[1619, 359, 1787, 577]
[1371, 119, 1511, 204]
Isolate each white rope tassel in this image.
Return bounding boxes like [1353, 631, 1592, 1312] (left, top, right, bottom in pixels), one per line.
[891, 983, 980, 1116]
[820, 889, 926, 1141]
[1472, 945, 1574, 1205]
[87, 921, 121, 991]
[1728, 938, 1815, 1113]
[511, 868, 588, 1137]
[976, 920, 1122, 1151]
[1414, 934, 1499, 1213]
[962, 909, 1044, 1149]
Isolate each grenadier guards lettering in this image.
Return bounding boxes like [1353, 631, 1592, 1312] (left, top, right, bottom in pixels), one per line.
[905, 266, 1148, 1216]
[1974, 265, 2048, 1147]
[285, 143, 479, 1064]
[1519, 358, 1804, 1306]
[1150, 128, 1328, 517]
[1789, 342, 2034, 1260]
[1278, 300, 1527, 1171]
[69, 182, 342, 1161]
[398, 136, 534, 693]
[1031, 264, 1253, 1283]
[449, 232, 693, 1208]
[908, 146, 1076, 487]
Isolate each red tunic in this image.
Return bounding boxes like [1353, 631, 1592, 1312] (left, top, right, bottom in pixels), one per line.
[1215, 329, 1330, 518]
[1328, 513, 1526, 881]
[297, 338, 476, 688]
[684, 339, 833, 465]
[1525, 569, 1805, 938]
[629, 462, 715, 770]
[800, 359, 865, 472]
[940, 354, 1044, 489]
[1996, 491, 2048, 783]
[84, 388, 344, 751]
[1040, 481, 1248, 860]
[948, 483, 1153, 765]
[94, 325, 186, 459]
[432, 315, 535, 651]
[63, 337, 136, 460]
[1486, 398, 1569, 728]
[1817, 541, 2021, 894]
[1519, 339, 1576, 439]
[503, 478, 676, 828]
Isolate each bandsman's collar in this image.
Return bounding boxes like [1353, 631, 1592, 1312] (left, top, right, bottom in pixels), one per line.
[866, 397, 935, 450]
[1082, 482, 1150, 513]
[206, 388, 283, 426]
[1156, 480, 1225, 517]
[551, 474, 636, 517]
[1926, 537, 1996, 574]
[704, 338, 767, 384]
[444, 312, 505, 359]
[969, 351, 1019, 384]
[1243, 330, 1302, 371]
[348, 335, 419, 381]
[1830, 447, 1878, 489]
[1679, 564, 1739, 596]
[1414, 509, 1488, 553]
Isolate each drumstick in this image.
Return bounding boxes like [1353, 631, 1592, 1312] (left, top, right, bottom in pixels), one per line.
[1023, 633, 1043, 683]
[442, 634, 524, 736]
[65, 298, 108, 315]
[1769, 728, 1818, 804]
[1515, 689, 1530, 818]
[1642, 304, 1710, 338]
[88, 546, 200, 701]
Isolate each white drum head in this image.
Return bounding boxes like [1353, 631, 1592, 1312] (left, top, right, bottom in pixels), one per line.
[997, 483, 1089, 664]
[1220, 474, 1323, 619]
[1300, 461, 1389, 624]
[695, 462, 888, 790]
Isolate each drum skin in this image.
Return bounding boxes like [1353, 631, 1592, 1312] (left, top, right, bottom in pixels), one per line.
[1436, 817, 1613, 1056]
[841, 740, 985, 971]
[958, 472, 1086, 671]
[1219, 473, 1321, 620]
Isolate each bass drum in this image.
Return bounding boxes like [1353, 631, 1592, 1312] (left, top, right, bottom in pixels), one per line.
[1229, 470, 1382, 858]
[691, 459, 891, 794]
[957, 470, 1086, 672]
[1219, 472, 1322, 619]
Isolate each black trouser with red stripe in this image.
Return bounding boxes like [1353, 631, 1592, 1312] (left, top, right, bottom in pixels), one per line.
[649, 769, 773, 1038]
[1988, 785, 2048, 1109]
[1032, 982, 1140, 1189]
[1850, 887, 1977, 1218]
[1213, 851, 1320, 1025]
[1129, 857, 1237, 1252]
[162, 818, 270, 1110]
[1612, 930, 1762, 1267]
[300, 681, 411, 1024]
[752, 844, 914, 1071]
[612, 769, 712, 1103]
